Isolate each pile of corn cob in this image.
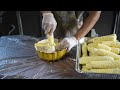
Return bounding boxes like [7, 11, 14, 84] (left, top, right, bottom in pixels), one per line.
[80, 34, 120, 74]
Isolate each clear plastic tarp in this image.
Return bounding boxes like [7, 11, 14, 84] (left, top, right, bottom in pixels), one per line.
[0, 35, 83, 79]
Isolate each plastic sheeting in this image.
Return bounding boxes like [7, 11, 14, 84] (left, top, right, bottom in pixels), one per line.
[1, 35, 120, 79]
[0, 35, 84, 79]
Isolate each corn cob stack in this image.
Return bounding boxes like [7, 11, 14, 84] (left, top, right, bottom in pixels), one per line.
[79, 34, 120, 74]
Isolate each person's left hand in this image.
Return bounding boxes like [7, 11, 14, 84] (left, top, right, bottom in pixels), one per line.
[57, 37, 78, 52]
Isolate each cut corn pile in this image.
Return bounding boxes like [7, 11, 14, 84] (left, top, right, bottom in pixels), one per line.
[80, 34, 120, 74]
[35, 34, 56, 53]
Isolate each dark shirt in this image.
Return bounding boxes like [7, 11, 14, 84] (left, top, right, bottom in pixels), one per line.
[52, 11, 89, 38]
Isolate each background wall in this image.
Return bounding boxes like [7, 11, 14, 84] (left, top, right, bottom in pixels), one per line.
[93, 11, 116, 36]
[0, 11, 117, 39]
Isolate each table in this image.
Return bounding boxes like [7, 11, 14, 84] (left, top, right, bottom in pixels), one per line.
[1, 35, 120, 79]
[0, 35, 84, 79]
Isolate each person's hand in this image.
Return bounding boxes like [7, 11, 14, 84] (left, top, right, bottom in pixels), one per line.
[42, 13, 57, 34]
[57, 37, 78, 52]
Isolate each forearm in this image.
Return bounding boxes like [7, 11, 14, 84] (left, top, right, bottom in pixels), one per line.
[74, 11, 101, 40]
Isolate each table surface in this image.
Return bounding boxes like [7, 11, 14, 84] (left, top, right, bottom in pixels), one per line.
[1, 35, 120, 79]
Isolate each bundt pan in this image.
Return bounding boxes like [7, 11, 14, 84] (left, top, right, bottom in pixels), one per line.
[34, 39, 67, 61]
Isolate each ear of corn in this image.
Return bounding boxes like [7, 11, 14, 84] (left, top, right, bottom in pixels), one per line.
[102, 41, 116, 46]
[87, 43, 111, 51]
[110, 42, 120, 48]
[88, 34, 117, 43]
[87, 43, 98, 48]
[82, 68, 120, 74]
[111, 47, 120, 54]
[81, 67, 89, 72]
[86, 60, 120, 69]
[102, 41, 120, 48]
[80, 56, 114, 64]
[89, 52, 98, 56]
[89, 48, 120, 60]
[97, 44, 111, 51]
[82, 42, 88, 57]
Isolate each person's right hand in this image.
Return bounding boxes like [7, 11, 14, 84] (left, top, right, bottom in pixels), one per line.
[42, 13, 57, 34]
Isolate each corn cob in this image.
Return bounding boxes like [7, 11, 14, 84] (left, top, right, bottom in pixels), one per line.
[102, 41, 120, 48]
[86, 60, 120, 69]
[111, 47, 120, 54]
[89, 52, 98, 56]
[102, 41, 116, 46]
[89, 48, 120, 60]
[80, 56, 114, 64]
[82, 68, 120, 74]
[88, 34, 117, 43]
[82, 42, 88, 57]
[110, 42, 120, 48]
[87, 43, 98, 48]
[82, 65, 86, 68]
[87, 43, 111, 51]
[81, 67, 89, 72]
[97, 44, 111, 51]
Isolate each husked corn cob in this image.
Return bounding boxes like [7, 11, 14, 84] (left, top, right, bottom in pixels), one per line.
[82, 68, 120, 74]
[102, 41, 120, 48]
[81, 67, 88, 72]
[107, 34, 117, 39]
[102, 41, 116, 46]
[87, 43, 98, 48]
[82, 42, 88, 57]
[111, 47, 120, 54]
[88, 34, 117, 43]
[87, 46, 94, 52]
[82, 65, 86, 68]
[86, 60, 120, 69]
[89, 48, 120, 60]
[87, 43, 111, 51]
[97, 44, 111, 51]
[89, 52, 98, 56]
[80, 56, 114, 64]
[110, 42, 120, 48]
